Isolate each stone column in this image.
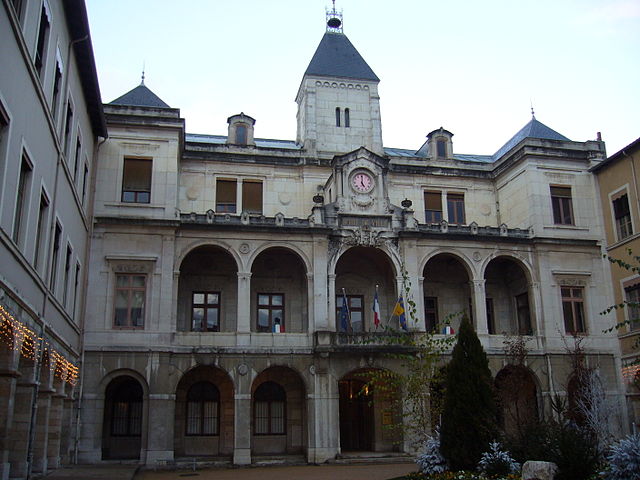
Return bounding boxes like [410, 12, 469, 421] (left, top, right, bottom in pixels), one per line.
[46, 388, 65, 469]
[530, 281, 543, 338]
[471, 279, 488, 335]
[233, 393, 251, 465]
[236, 272, 252, 334]
[327, 274, 336, 331]
[145, 394, 175, 465]
[58, 396, 74, 465]
[306, 367, 339, 463]
[306, 273, 314, 332]
[0, 348, 19, 480]
[8, 370, 36, 479]
[31, 388, 52, 474]
[415, 277, 426, 332]
[233, 366, 252, 465]
[312, 237, 329, 331]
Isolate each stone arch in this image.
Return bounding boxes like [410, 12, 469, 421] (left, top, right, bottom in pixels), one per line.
[175, 240, 243, 272]
[420, 249, 476, 280]
[177, 245, 239, 332]
[422, 252, 474, 332]
[101, 374, 146, 460]
[250, 247, 308, 333]
[250, 366, 306, 456]
[329, 242, 401, 280]
[334, 246, 398, 332]
[480, 252, 536, 284]
[174, 365, 234, 458]
[483, 255, 535, 335]
[495, 365, 539, 437]
[338, 368, 401, 452]
[248, 242, 312, 276]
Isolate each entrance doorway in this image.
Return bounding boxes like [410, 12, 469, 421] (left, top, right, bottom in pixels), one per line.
[339, 379, 373, 451]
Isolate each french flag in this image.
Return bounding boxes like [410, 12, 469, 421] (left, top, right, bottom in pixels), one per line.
[373, 290, 381, 329]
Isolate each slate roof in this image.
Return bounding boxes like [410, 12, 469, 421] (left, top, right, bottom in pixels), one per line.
[493, 117, 570, 160]
[186, 134, 300, 150]
[304, 32, 379, 82]
[109, 84, 170, 108]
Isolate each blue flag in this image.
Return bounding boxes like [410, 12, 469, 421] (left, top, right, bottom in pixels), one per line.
[339, 293, 351, 332]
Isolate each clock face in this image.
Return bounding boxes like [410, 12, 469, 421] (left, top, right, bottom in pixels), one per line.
[351, 171, 374, 193]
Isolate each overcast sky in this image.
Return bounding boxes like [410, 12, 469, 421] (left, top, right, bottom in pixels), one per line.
[85, 0, 639, 156]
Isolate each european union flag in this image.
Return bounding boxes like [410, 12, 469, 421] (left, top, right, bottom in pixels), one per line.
[339, 294, 351, 332]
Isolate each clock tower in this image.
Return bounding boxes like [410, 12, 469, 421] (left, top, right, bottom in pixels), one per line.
[296, 8, 383, 157]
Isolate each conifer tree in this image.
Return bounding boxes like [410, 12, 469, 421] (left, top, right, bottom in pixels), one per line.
[440, 316, 497, 471]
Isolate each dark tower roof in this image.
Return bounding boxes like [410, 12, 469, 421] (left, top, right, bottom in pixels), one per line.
[494, 117, 570, 159]
[304, 32, 379, 82]
[109, 84, 170, 108]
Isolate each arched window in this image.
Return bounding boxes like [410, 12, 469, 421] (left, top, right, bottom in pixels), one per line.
[344, 108, 350, 128]
[254, 381, 286, 435]
[186, 381, 220, 435]
[236, 124, 248, 145]
[437, 139, 446, 158]
[109, 377, 143, 436]
[335, 107, 341, 127]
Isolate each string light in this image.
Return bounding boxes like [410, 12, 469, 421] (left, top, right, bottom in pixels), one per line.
[0, 304, 79, 385]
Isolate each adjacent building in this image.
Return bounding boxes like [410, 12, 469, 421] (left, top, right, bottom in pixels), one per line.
[75, 10, 625, 467]
[0, 0, 105, 478]
[592, 136, 640, 431]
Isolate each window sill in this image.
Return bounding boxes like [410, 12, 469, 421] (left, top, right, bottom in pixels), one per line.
[606, 232, 640, 251]
[543, 224, 590, 231]
[105, 202, 165, 210]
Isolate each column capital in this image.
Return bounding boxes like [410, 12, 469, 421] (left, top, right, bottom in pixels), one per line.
[237, 271, 252, 280]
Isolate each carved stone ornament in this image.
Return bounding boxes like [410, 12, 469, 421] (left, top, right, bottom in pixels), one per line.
[239, 243, 250, 254]
[345, 225, 383, 247]
[237, 363, 249, 376]
[473, 251, 482, 262]
[558, 278, 586, 287]
[309, 365, 316, 376]
[351, 194, 374, 209]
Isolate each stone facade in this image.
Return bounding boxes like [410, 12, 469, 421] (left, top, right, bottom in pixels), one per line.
[0, 1, 629, 474]
[77, 20, 625, 469]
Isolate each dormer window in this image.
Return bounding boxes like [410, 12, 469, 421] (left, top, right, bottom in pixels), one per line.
[227, 113, 256, 146]
[426, 127, 454, 160]
[236, 124, 248, 145]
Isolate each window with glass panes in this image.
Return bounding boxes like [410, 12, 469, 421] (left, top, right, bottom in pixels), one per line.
[242, 180, 263, 214]
[562, 286, 585, 334]
[336, 295, 364, 332]
[516, 292, 532, 335]
[486, 298, 495, 334]
[110, 378, 142, 437]
[424, 191, 442, 223]
[114, 274, 145, 328]
[216, 179, 236, 213]
[425, 296, 438, 332]
[186, 382, 219, 436]
[551, 186, 574, 225]
[625, 284, 640, 331]
[613, 193, 632, 240]
[191, 292, 220, 332]
[121, 158, 152, 203]
[447, 193, 465, 224]
[254, 381, 285, 435]
[257, 293, 284, 332]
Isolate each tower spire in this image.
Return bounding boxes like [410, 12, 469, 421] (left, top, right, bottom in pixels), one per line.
[141, 61, 146, 86]
[326, 0, 343, 32]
